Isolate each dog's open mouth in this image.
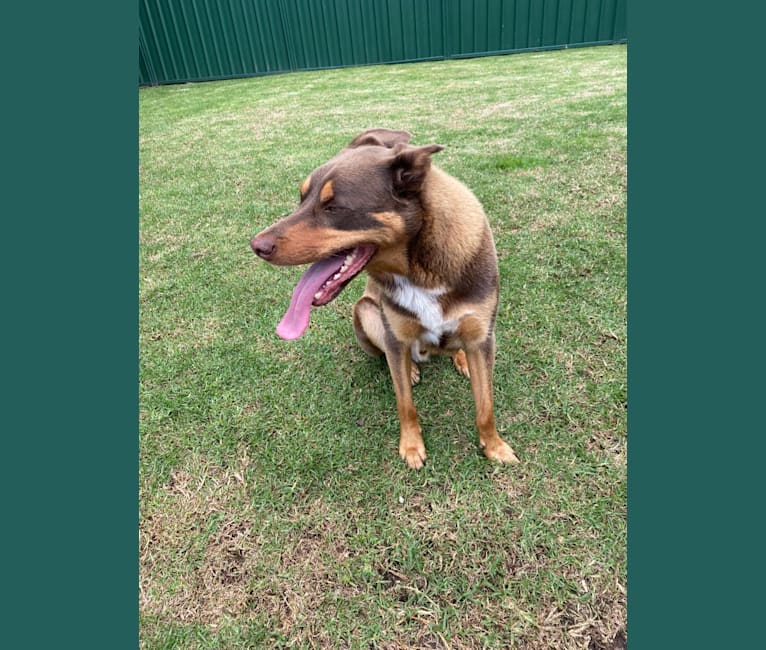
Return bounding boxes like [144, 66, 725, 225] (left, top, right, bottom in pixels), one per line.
[276, 244, 377, 340]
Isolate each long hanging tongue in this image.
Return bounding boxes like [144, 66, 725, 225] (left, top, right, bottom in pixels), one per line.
[275, 254, 344, 340]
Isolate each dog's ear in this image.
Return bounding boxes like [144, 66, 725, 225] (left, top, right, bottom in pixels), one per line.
[389, 143, 445, 196]
[348, 128, 412, 149]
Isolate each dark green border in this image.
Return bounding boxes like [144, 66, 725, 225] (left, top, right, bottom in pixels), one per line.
[629, 3, 762, 648]
[5, 1, 761, 647]
[5, 3, 137, 647]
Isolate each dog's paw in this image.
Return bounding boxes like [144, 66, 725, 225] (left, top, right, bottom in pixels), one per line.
[481, 438, 520, 464]
[410, 362, 421, 386]
[452, 350, 470, 379]
[399, 442, 426, 469]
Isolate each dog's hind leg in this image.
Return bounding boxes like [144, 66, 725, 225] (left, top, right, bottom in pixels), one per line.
[353, 296, 385, 357]
[452, 349, 471, 379]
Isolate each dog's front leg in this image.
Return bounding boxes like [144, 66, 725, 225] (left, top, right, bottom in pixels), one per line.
[465, 334, 520, 464]
[383, 330, 426, 469]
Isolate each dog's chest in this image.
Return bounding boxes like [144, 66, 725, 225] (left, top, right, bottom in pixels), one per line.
[387, 275, 457, 359]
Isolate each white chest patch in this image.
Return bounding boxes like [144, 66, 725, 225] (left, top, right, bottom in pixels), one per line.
[388, 275, 457, 359]
[390, 275, 445, 330]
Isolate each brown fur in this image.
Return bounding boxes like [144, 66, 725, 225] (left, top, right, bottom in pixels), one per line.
[251, 129, 519, 468]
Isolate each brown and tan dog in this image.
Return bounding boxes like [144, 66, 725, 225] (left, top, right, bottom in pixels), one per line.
[251, 128, 519, 469]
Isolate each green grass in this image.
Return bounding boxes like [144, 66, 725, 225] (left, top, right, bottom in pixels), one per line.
[140, 45, 626, 649]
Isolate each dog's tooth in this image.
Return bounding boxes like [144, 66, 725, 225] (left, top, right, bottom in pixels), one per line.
[345, 254, 354, 265]
[314, 291, 322, 300]
[333, 273, 341, 280]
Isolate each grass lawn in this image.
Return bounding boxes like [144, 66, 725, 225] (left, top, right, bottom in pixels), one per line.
[140, 44, 626, 649]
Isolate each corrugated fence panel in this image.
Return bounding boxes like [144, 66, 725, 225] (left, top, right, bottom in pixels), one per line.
[139, 0, 626, 86]
[139, 0, 293, 84]
[444, 0, 626, 58]
[281, 0, 445, 70]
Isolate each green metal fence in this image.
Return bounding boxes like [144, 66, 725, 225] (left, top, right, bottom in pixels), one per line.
[139, 0, 626, 86]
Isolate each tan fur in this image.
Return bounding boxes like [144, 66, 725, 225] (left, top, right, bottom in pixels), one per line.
[416, 166, 488, 284]
[368, 211, 407, 239]
[319, 180, 334, 202]
[251, 129, 520, 468]
[300, 175, 311, 198]
[380, 300, 424, 342]
[452, 349, 470, 377]
[356, 163, 516, 467]
[265, 223, 400, 266]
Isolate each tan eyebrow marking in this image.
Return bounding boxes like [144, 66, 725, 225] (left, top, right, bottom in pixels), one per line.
[300, 175, 312, 197]
[319, 180, 334, 202]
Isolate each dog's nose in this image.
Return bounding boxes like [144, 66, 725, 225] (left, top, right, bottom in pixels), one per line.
[251, 235, 276, 259]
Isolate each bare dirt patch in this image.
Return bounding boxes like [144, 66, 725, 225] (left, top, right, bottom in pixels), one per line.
[139, 454, 258, 628]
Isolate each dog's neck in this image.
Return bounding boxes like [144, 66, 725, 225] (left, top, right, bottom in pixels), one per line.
[366, 166, 492, 292]
[406, 167, 489, 288]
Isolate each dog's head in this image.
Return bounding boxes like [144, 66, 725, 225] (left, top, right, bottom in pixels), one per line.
[251, 128, 444, 339]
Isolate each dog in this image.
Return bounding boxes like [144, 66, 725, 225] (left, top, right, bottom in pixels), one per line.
[251, 128, 519, 469]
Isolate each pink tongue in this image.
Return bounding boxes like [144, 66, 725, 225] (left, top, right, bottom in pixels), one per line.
[276, 254, 344, 340]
